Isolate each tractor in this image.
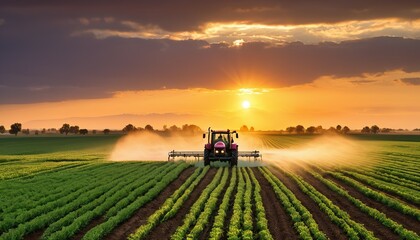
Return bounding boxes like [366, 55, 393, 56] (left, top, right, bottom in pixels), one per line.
[203, 128, 239, 166]
[168, 127, 261, 166]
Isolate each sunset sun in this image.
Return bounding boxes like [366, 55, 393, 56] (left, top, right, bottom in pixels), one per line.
[242, 100, 251, 109]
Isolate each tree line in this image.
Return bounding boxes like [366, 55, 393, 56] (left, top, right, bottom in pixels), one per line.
[0, 122, 418, 136]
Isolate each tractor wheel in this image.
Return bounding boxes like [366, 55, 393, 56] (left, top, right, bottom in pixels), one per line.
[204, 149, 210, 166]
[230, 150, 238, 167]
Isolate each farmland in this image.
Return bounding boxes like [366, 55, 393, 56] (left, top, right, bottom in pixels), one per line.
[0, 134, 419, 239]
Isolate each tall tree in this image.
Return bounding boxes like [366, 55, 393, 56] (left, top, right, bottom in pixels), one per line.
[79, 129, 88, 135]
[336, 125, 342, 131]
[342, 126, 350, 134]
[69, 126, 80, 134]
[145, 124, 154, 131]
[306, 126, 316, 134]
[9, 123, 22, 136]
[296, 125, 305, 134]
[103, 129, 111, 134]
[123, 124, 136, 132]
[0, 125, 5, 134]
[240, 125, 249, 132]
[371, 125, 380, 134]
[361, 126, 371, 133]
[59, 124, 70, 135]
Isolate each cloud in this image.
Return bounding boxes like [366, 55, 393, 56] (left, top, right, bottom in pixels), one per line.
[2, 1, 420, 31]
[2, 36, 420, 103]
[400, 77, 420, 85]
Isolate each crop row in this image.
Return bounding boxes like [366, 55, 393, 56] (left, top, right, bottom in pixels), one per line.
[42, 163, 174, 239]
[340, 170, 420, 204]
[373, 167, 420, 183]
[352, 170, 420, 191]
[227, 167, 245, 239]
[208, 167, 237, 240]
[0, 163, 150, 224]
[288, 171, 376, 240]
[247, 168, 273, 240]
[81, 162, 190, 240]
[328, 171, 420, 221]
[128, 166, 209, 240]
[0, 163, 163, 239]
[0, 163, 149, 234]
[311, 171, 420, 240]
[259, 167, 327, 240]
[186, 168, 229, 239]
[170, 168, 225, 240]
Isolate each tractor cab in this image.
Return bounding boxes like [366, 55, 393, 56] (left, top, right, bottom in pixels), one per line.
[202, 128, 239, 166]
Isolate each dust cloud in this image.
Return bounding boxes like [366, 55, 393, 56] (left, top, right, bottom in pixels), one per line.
[256, 134, 371, 170]
[110, 131, 371, 170]
[110, 131, 204, 161]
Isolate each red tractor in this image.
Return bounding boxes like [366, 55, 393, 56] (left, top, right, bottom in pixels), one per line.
[203, 128, 239, 166]
[168, 127, 261, 166]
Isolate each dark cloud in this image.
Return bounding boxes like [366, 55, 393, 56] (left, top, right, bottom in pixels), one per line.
[1, 35, 420, 103]
[400, 78, 420, 85]
[1, 1, 420, 31]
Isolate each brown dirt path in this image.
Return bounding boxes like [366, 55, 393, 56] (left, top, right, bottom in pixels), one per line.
[144, 168, 217, 240]
[292, 168, 400, 240]
[268, 167, 347, 240]
[252, 168, 299, 240]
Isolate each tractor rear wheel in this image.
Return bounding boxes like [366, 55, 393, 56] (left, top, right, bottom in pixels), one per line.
[230, 150, 238, 167]
[204, 149, 210, 166]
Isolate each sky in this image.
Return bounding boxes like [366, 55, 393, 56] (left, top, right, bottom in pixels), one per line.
[1, 1, 420, 130]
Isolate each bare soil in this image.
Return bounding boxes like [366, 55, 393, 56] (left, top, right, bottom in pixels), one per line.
[198, 168, 232, 240]
[324, 172, 420, 234]
[292, 168, 400, 240]
[144, 168, 218, 240]
[268, 167, 347, 240]
[252, 168, 299, 240]
[103, 166, 196, 240]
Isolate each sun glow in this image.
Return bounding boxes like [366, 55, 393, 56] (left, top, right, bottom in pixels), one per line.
[242, 100, 251, 109]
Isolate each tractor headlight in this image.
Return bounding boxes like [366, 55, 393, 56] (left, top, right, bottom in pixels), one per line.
[221, 150, 224, 153]
[215, 150, 219, 153]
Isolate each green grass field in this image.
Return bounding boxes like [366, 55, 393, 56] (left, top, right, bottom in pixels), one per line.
[1, 133, 419, 239]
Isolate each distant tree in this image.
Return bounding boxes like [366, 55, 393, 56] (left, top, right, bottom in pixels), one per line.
[41, 128, 46, 134]
[163, 125, 168, 131]
[361, 126, 371, 133]
[22, 129, 30, 135]
[92, 130, 97, 134]
[381, 128, 392, 133]
[240, 125, 249, 132]
[336, 125, 342, 132]
[327, 127, 336, 132]
[286, 126, 296, 134]
[316, 125, 323, 133]
[79, 129, 88, 135]
[9, 123, 22, 136]
[145, 124, 154, 131]
[342, 126, 350, 134]
[169, 125, 181, 132]
[371, 125, 380, 134]
[69, 126, 80, 134]
[250, 126, 255, 132]
[0, 125, 5, 134]
[413, 128, 420, 131]
[182, 124, 202, 135]
[35, 130, 39, 135]
[306, 126, 316, 134]
[103, 129, 111, 134]
[59, 124, 70, 135]
[296, 125, 305, 134]
[123, 124, 136, 132]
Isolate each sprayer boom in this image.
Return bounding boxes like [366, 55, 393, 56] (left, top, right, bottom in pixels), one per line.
[168, 150, 261, 161]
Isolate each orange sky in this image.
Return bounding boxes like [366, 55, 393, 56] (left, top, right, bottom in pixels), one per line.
[1, 70, 419, 130]
[1, 2, 420, 131]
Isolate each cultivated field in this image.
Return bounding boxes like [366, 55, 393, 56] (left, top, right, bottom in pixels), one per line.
[0, 134, 419, 239]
